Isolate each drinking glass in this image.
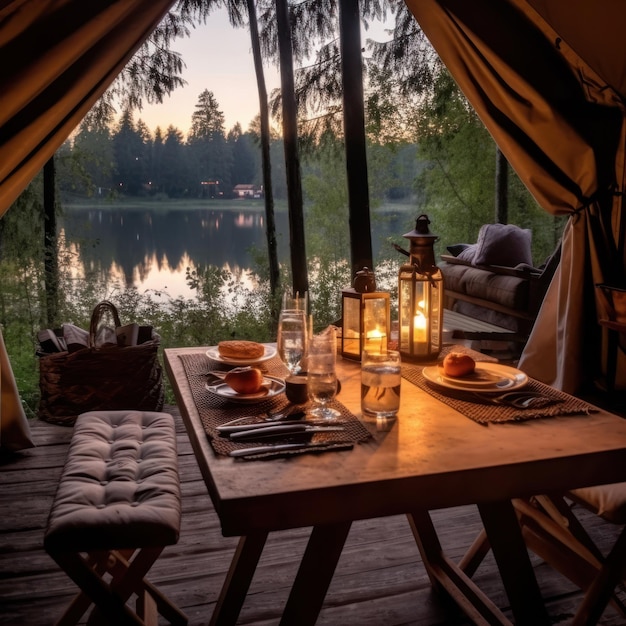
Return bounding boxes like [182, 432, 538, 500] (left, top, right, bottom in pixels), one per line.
[282, 290, 312, 345]
[361, 349, 401, 421]
[307, 327, 340, 419]
[277, 309, 307, 375]
[282, 290, 308, 313]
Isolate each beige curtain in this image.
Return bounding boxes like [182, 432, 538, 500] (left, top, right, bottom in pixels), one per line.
[0, 0, 174, 449]
[403, 0, 626, 393]
[0, 0, 175, 217]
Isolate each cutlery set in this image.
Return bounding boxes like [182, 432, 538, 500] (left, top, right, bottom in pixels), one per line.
[219, 411, 350, 458]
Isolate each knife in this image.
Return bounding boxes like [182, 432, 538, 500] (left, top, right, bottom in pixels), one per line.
[229, 441, 354, 458]
[217, 419, 347, 435]
[229, 424, 345, 441]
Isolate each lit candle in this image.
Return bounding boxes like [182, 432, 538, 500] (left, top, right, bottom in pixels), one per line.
[413, 312, 427, 344]
[366, 328, 386, 352]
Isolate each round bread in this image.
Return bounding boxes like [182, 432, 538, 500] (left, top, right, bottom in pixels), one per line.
[442, 352, 476, 377]
[218, 340, 265, 360]
[224, 367, 264, 394]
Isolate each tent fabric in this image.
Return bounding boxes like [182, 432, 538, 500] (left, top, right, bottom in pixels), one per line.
[403, 0, 626, 393]
[0, 0, 175, 218]
[0, 0, 174, 450]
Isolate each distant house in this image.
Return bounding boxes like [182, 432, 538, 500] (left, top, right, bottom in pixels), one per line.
[233, 184, 263, 199]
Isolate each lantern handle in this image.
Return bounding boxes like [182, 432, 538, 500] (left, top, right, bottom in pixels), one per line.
[392, 243, 410, 257]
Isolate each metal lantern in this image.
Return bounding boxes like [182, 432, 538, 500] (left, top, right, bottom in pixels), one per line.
[341, 268, 390, 361]
[398, 214, 444, 360]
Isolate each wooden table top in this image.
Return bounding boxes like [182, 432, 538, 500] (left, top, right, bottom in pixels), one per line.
[165, 347, 626, 537]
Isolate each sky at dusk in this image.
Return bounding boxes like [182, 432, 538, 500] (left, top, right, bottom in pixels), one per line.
[134, 8, 393, 137]
[135, 8, 281, 135]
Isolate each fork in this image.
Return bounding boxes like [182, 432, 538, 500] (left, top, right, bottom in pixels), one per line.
[220, 404, 306, 428]
[475, 391, 562, 409]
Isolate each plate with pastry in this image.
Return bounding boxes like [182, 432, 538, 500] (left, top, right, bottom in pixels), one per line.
[422, 354, 528, 393]
[205, 367, 285, 403]
[206, 340, 276, 365]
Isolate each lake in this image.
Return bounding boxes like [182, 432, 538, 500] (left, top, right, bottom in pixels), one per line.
[60, 200, 415, 301]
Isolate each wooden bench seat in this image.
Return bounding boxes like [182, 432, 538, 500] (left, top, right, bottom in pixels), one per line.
[44, 410, 187, 625]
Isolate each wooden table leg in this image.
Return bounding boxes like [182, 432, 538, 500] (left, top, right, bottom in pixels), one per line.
[407, 509, 510, 625]
[280, 521, 352, 626]
[210, 531, 268, 626]
[478, 501, 551, 625]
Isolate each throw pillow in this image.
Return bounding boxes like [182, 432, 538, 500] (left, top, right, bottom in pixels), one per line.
[473, 224, 532, 267]
[457, 244, 477, 263]
[446, 243, 472, 257]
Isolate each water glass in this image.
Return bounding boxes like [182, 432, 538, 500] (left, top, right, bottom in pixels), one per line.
[307, 327, 340, 419]
[361, 349, 401, 420]
[282, 290, 313, 347]
[282, 290, 308, 313]
[277, 309, 307, 375]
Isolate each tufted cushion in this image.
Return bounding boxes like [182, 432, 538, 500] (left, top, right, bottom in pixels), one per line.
[44, 410, 180, 552]
[569, 483, 626, 525]
[473, 223, 532, 267]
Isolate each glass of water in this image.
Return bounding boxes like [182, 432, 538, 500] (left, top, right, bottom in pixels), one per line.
[277, 309, 308, 375]
[361, 349, 401, 421]
[307, 327, 340, 419]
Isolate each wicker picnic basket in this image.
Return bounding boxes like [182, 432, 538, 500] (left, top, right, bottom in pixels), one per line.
[38, 301, 164, 426]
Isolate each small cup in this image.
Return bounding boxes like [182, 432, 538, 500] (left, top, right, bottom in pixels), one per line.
[285, 374, 309, 404]
[361, 349, 401, 421]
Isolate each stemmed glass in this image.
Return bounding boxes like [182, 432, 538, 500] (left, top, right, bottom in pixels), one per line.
[276, 309, 308, 376]
[307, 327, 340, 419]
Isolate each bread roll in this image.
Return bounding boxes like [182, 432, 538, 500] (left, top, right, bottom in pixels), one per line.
[218, 340, 265, 360]
[442, 352, 476, 377]
[224, 367, 265, 394]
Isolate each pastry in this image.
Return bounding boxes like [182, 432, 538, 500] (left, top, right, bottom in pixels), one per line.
[442, 352, 476, 377]
[218, 340, 265, 360]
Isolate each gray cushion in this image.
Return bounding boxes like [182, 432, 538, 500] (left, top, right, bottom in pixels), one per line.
[457, 244, 477, 263]
[459, 267, 529, 310]
[44, 410, 181, 552]
[473, 224, 532, 267]
[446, 243, 473, 257]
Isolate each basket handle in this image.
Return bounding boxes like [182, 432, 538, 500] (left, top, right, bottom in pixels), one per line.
[89, 301, 122, 348]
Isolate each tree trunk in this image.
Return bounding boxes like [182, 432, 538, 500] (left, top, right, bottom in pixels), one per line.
[495, 147, 508, 224]
[339, 0, 373, 276]
[246, 0, 280, 307]
[275, 0, 309, 297]
[43, 156, 58, 327]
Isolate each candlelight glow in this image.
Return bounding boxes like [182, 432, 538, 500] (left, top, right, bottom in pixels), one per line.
[414, 312, 427, 343]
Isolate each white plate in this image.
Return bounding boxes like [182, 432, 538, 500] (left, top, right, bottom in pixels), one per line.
[422, 363, 528, 393]
[205, 344, 276, 366]
[205, 376, 286, 403]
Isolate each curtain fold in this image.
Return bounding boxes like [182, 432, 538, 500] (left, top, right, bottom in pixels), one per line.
[0, 0, 175, 217]
[0, 0, 174, 450]
[403, 0, 626, 392]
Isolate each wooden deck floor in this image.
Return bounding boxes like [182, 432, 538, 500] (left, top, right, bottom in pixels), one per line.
[2, 407, 626, 625]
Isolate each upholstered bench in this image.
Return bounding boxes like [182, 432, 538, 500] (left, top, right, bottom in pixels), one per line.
[440, 224, 561, 339]
[44, 410, 186, 625]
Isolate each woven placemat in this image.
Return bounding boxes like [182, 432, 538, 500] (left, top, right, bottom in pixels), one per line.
[179, 352, 371, 459]
[402, 361, 597, 424]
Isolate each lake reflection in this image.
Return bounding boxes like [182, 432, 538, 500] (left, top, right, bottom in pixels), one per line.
[60, 204, 406, 300]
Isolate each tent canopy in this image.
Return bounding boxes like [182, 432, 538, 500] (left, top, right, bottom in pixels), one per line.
[1, 0, 625, 450]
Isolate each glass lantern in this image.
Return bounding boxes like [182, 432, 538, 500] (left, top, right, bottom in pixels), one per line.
[398, 214, 444, 360]
[341, 268, 390, 360]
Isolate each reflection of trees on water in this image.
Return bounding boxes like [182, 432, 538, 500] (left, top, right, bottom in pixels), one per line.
[60, 206, 404, 292]
[60, 208, 291, 289]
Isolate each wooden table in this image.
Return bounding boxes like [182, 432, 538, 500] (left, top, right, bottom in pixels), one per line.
[165, 347, 626, 625]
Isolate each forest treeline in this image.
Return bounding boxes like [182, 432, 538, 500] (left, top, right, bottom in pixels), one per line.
[58, 88, 417, 204]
